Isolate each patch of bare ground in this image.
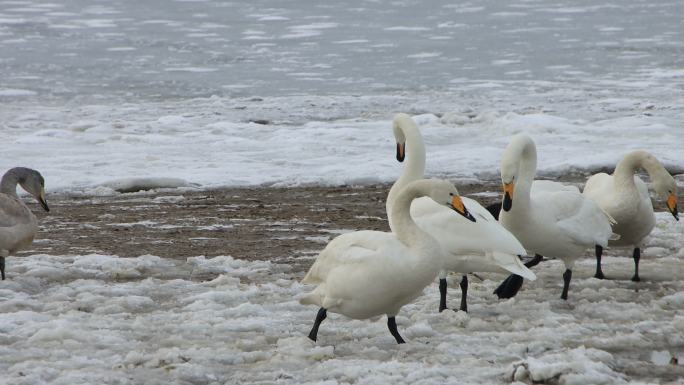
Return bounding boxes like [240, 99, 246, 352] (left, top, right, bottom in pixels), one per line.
[22, 182, 504, 275]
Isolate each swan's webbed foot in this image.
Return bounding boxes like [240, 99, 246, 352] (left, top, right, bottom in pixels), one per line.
[387, 316, 405, 344]
[438, 278, 448, 312]
[493, 254, 543, 299]
[493, 274, 523, 299]
[459, 275, 468, 312]
[630, 247, 641, 282]
[0, 256, 5, 280]
[561, 268, 572, 300]
[594, 245, 605, 279]
[308, 308, 327, 342]
[525, 254, 544, 268]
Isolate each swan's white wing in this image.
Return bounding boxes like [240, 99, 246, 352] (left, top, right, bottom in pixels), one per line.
[411, 197, 525, 254]
[536, 189, 613, 247]
[531, 180, 580, 194]
[582, 173, 614, 207]
[410, 196, 534, 279]
[463, 197, 498, 222]
[302, 230, 406, 284]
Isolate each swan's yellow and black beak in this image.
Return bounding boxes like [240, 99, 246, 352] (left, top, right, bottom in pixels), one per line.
[502, 182, 514, 212]
[38, 188, 49, 212]
[667, 192, 678, 221]
[396, 142, 405, 162]
[451, 196, 476, 222]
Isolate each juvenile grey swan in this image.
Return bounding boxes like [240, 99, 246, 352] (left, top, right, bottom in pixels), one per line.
[0, 167, 49, 280]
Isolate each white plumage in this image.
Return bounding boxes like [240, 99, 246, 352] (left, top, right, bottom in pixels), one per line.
[498, 134, 615, 300]
[386, 113, 535, 312]
[301, 179, 471, 343]
[583, 150, 679, 281]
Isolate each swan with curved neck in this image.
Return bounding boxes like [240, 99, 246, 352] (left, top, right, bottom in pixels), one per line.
[0, 167, 50, 280]
[583, 150, 679, 281]
[498, 134, 615, 300]
[301, 179, 470, 344]
[386, 114, 535, 312]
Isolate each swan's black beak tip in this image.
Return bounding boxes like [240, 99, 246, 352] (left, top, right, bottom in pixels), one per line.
[465, 211, 476, 222]
[502, 192, 512, 212]
[38, 197, 49, 212]
[673, 211, 679, 221]
[457, 207, 476, 222]
[395, 143, 405, 162]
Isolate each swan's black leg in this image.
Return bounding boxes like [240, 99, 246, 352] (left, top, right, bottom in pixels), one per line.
[0, 256, 5, 280]
[594, 245, 605, 279]
[631, 247, 641, 282]
[308, 308, 327, 342]
[459, 275, 468, 312]
[387, 316, 405, 344]
[525, 254, 543, 268]
[561, 268, 572, 300]
[439, 278, 448, 312]
[493, 254, 543, 299]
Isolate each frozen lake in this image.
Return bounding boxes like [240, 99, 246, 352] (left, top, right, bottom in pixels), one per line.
[1, 0, 683, 191]
[1, 0, 684, 101]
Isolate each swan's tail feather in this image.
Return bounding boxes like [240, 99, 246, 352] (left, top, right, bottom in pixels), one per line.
[299, 291, 322, 306]
[609, 232, 621, 241]
[491, 251, 537, 281]
[301, 265, 323, 285]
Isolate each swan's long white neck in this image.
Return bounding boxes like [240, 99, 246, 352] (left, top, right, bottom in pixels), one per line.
[504, 135, 537, 209]
[613, 150, 668, 194]
[386, 115, 426, 217]
[389, 180, 434, 248]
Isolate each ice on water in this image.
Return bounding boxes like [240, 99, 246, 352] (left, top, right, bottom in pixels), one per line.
[0, 0, 683, 191]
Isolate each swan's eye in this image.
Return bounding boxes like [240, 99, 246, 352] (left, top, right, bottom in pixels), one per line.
[449, 192, 454, 196]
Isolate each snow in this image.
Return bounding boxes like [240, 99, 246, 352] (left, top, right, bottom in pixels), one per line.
[1, 214, 682, 384]
[101, 177, 195, 193]
[1, 102, 682, 194]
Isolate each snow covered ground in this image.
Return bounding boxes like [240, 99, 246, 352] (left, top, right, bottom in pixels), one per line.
[1, 213, 682, 385]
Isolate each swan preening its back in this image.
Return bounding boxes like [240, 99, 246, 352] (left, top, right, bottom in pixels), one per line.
[300, 178, 474, 343]
[0, 167, 49, 280]
[583, 150, 679, 281]
[498, 134, 615, 300]
[387, 114, 535, 312]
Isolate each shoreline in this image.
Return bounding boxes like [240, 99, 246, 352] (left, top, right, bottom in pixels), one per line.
[24, 183, 503, 273]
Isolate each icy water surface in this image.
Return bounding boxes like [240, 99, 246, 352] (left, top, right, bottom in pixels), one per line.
[0, 0, 683, 191]
[1, 0, 684, 101]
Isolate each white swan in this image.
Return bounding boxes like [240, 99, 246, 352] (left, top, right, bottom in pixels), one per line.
[0, 167, 50, 280]
[498, 134, 615, 300]
[583, 150, 679, 281]
[300, 179, 474, 344]
[387, 114, 535, 312]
